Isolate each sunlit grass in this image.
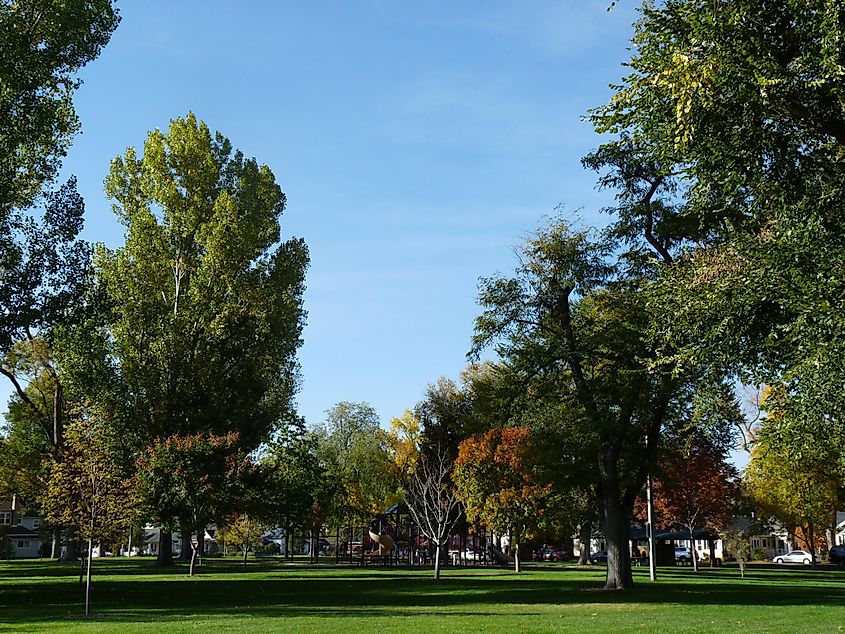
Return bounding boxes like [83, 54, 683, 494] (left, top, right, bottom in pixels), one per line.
[1, 558, 843, 632]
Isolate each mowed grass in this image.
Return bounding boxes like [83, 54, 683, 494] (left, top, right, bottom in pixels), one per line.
[1, 558, 843, 633]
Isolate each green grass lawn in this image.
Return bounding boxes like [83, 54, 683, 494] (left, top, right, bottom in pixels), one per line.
[1, 558, 843, 633]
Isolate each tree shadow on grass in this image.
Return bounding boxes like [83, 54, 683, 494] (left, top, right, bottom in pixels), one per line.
[2, 562, 844, 627]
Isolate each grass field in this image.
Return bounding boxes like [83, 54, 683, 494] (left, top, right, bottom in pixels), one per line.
[1, 558, 843, 633]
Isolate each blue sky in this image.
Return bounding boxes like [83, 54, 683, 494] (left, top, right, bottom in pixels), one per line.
[5, 1, 645, 430]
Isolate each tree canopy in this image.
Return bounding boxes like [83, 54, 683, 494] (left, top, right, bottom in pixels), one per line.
[0, 0, 120, 215]
[591, 0, 845, 477]
[98, 112, 308, 450]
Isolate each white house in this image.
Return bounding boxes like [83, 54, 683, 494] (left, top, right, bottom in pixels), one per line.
[1, 497, 44, 558]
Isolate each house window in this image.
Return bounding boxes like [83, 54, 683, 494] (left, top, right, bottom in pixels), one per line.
[0, 512, 11, 525]
[16, 540, 30, 549]
[32, 519, 41, 528]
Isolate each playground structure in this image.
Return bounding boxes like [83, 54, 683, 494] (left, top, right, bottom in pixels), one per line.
[332, 502, 503, 567]
[367, 515, 395, 556]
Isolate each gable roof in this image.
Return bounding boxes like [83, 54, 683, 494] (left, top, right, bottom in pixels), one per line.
[5, 524, 39, 538]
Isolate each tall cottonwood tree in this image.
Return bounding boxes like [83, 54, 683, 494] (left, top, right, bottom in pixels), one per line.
[99, 113, 308, 563]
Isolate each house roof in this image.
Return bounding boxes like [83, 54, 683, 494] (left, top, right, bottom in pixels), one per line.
[629, 527, 715, 541]
[5, 524, 39, 539]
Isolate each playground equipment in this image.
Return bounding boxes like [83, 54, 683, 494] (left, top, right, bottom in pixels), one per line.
[367, 515, 395, 555]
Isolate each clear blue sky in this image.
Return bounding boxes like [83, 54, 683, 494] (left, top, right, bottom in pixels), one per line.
[5, 1, 645, 430]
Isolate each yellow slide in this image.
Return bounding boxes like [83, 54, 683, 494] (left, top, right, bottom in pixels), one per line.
[368, 530, 395, 555]
[368, 516, 395, 555]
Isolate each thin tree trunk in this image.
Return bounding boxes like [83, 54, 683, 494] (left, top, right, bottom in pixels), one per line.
[51, 528, 60, 559]
[708, 536, 716, 567]
[189, 543, 198, 577]
[514, 540, 521, 573]
[690, 526, 698, 572]
[434, 541, 442, 580]
[578, 522, 592, 565]
[85, 536, 93, 616]
[197, 524, 205, 567]
[243, 547, 248, 567]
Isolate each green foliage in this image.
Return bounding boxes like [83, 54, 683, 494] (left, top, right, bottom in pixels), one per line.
[42, 409, 138, 545]
[0, 179, 90, 354]
[98, 113, 308, 450]
[218, 513, 269, 561]
[721, 528, 753, 578]
[262, 425, 339, 533]
[311, 402, 395, 523]
[745, 386, 841, 546]
[0, 397, 49, 504]
[591, 0, 845, 472]
[0, 0, 119, 214]
[135, 432, 249, 537]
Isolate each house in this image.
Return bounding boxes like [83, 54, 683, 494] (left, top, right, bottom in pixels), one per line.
[835, 511, 845, 546]
[142, 526, 180, 556]
[1, 496, 44, 559]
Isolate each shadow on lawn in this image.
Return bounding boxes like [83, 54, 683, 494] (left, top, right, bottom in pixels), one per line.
[1, 561, 843, 627]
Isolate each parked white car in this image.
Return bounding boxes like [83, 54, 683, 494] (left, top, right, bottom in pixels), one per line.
[675, 547, 692, 562]
[774, 550, 816, 565]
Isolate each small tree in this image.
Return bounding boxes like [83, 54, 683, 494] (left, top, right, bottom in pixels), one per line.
[454, 427, 559, 573]
[721, 528, 752, 578]
[636, 439, 739, 571]
[219, 513, 269, 566]
[403, 446, 461, 580]
[136, 432, 247, 576]
[43, 412, 137, 615]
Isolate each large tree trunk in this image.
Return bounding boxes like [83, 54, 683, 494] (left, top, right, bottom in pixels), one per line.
[179, 528, 192, 561]
[602, 493, 633, 590]
[808, 521, 816, 567]
[196, 524, 205, 567]
[156, 530, 173, 567]
[578, 522, 592, 565]
[60, 528, 79, 563]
